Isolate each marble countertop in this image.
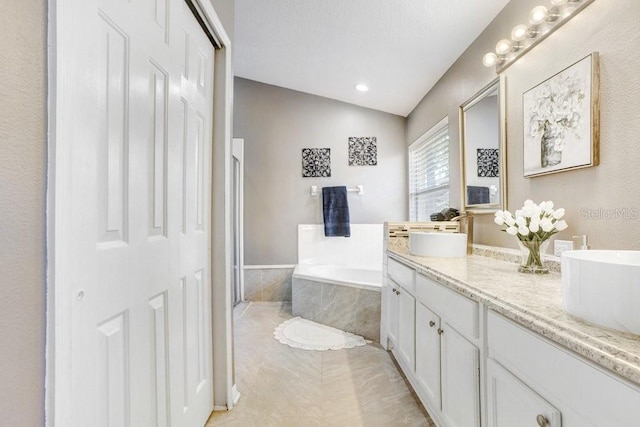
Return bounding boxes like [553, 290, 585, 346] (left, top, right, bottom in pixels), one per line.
[386, 239, 640, 387]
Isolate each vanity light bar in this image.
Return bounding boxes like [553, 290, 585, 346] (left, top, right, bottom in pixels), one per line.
[483, 0, 594, 73]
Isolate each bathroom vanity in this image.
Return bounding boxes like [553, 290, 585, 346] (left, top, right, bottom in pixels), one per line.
[383, 239, 640, 427]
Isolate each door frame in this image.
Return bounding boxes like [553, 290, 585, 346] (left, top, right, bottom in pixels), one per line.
[232, 138, 245, 304]
[45, 0, 235, 424]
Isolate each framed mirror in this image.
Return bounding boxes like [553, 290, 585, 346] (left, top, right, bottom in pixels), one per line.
[459, 77, 507, 213]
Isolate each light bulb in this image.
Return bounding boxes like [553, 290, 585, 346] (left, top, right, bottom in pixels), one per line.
[483, 53, 498, 67]
[561, 3, 579, 18]
[529, 5, 549, 25]
[550, 0, 568, 6]
[495, 39, 512, 55]
[511, 24, 529, 42]
[355, 83, 369, 92]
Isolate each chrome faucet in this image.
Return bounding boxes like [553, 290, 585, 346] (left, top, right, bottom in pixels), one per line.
[451, 212, 474, 255]
[573, 235, 589, 250]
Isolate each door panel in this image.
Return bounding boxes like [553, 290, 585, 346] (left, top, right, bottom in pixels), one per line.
[97, 13, 129, 246]
[397, 287, 416, 371]
[487, 359, 562, 427]
[149, 292, 171, 427]
[56, 0, 215, 425]
[149, 62, 169, 238]
[179, 6, 215, 423]
[415, 302, 441, 409]
[441, 322, 480, 427]
[96, 312, 130, 427]
[387, 279, 399, 346]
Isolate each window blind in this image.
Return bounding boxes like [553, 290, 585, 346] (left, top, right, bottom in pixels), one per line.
[409, 121, 450, 221]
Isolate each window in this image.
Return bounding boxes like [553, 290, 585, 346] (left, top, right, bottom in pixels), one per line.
[409, 117, 450, 221]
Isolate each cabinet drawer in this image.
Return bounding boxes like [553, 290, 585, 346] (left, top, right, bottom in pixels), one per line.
[488, 311, 640, 426]
[416, 273, 478, 339]
[388, 257, 415, 295]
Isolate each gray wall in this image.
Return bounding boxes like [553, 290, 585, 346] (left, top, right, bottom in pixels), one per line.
[234, 78, 407, 265]
[209, 0, 234, 42]
[408, 0, 640, 251]
[0, 0, 47, 424]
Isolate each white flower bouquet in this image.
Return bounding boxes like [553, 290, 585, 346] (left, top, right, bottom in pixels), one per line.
[527, 73, 586, 154]
[494, 200, 568, 274]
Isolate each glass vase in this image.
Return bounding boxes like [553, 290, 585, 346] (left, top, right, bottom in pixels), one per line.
[518, 240, 550, 274]
[541, 130, 562, 168]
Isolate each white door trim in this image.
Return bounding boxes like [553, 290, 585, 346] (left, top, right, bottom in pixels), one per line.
[232, 138, 245, 303]
[45, 0, 235, 424]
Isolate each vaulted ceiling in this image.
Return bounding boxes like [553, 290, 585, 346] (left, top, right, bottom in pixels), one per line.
[234, 0, 510, 116]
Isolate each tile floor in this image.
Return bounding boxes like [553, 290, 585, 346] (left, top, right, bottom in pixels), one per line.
[206, 302, 434, 426]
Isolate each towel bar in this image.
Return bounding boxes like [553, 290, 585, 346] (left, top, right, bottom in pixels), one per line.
[310, 185, 364, 197]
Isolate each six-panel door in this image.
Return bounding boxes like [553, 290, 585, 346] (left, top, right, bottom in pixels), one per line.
[57, 0, 216, 425]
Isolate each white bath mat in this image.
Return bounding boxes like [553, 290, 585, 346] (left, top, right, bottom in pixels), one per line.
[273, 317, 370, 351]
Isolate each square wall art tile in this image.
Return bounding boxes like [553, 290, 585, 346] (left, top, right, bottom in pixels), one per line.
[302, 148, 331, 177]
[477, 148, 499, 177]
[348, 137, 377, 166]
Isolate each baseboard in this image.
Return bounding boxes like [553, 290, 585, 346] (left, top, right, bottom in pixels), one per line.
[232, 384, 241, 405]
[212, 384, 241, 412]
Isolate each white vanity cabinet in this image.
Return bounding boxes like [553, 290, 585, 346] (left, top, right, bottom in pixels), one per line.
[384, 253, 640, 427]
[387, 258, 416, 371]
[385, 255, 481, 427]
[415, 273, 480, 427]
[488, 311, 640, 427]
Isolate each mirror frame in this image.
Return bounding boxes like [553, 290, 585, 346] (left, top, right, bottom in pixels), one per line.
[459, 76, 507, 214]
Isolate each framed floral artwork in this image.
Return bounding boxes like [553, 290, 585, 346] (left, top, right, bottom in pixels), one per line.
[523, 52, 599, 177]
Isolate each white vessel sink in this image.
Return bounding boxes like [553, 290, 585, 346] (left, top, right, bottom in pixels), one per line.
[562, 250, 640, 335]
[408, 232, 467, 258]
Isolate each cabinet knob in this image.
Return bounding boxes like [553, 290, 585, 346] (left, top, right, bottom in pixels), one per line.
[437, 328, 444, 335]
[536, 414, 549, 426]
[392, 288, 397, 293]
[429, 321, 436, 327]
[396, 290, 401, 295]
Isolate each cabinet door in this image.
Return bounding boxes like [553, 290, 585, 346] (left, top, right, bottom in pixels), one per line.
[487, 358, 562, 427]
[397, 286, 416, 371]
[387, 280, 399, 346]
[441, 321, 480, 427]
[416, 302, 441, 409]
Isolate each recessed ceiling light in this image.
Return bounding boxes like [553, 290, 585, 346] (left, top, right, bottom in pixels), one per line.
[355, 83, 369, 92]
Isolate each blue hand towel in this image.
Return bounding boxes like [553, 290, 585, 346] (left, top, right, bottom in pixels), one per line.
[467, 185, 490, 205]
[322, 186, 350, 237]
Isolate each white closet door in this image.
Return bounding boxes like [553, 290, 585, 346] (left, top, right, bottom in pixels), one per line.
[54, 0, 215, 425]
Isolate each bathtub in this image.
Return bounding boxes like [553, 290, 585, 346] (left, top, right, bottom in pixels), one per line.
[293, 224, 383, 342]
[292, 263, 382, 342]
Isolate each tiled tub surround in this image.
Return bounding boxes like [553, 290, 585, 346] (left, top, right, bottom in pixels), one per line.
[243, 266, 294, 302]
[293, 224, 384, 341]
[292, 276, 381, 342]
[385, 238, 640, 387]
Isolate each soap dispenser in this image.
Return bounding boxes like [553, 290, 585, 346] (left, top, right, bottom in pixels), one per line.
[572, 235, 589, 250]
